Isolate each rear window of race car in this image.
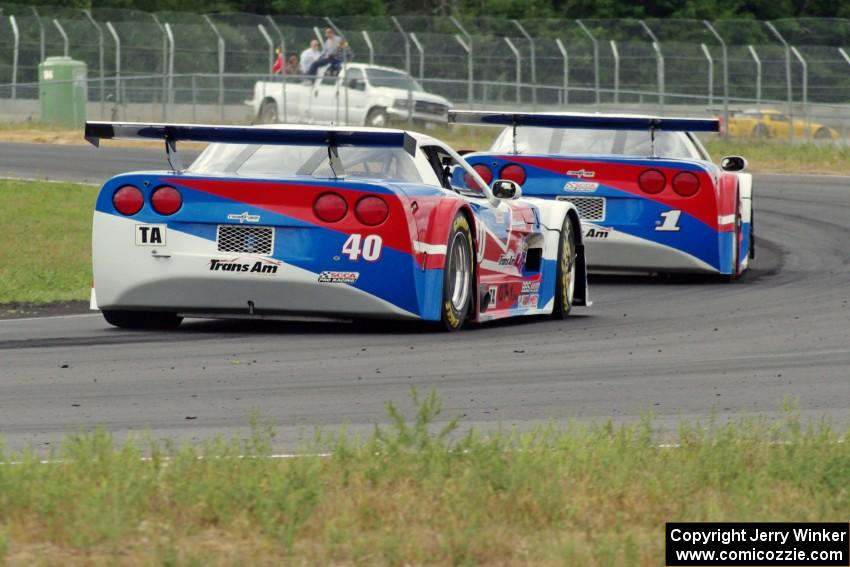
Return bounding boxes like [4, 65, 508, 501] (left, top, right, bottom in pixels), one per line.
[189, 144, 424, 183]
[491, 127, 700, 160]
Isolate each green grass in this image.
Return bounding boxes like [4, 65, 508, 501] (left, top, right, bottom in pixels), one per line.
[0, 392, 846, 566]
[0, 179, 96, 304]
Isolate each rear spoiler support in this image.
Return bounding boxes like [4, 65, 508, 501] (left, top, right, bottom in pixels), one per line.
[165, 135, 183, 172]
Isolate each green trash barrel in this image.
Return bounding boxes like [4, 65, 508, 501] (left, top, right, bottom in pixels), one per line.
[39, 57, 88, 128]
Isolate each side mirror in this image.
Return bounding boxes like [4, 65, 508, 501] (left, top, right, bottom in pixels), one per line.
[492, 179, 522, 199]
[720, 155, 747, 172]
[348, 78, 364, 90]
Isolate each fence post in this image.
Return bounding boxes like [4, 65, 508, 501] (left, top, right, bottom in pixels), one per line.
[362, 31, 374, 65]
[747, 44, 761, 106]
[639, 21, 664, 112]
[151, 15, 169, 115]
[409, 32, 425, 83]
[9, 16, 18, 100]
[258, 24, 274, 73]
[555, 38, 569, 106]
[31, 6, 44, 64]
[391, 16, 411, 75]
[503, 37, 521, 104]
[204, 15, 226, 122]
[164, 23, 175, 110]
[258, 23, 274, 123]
[790, 46, 808, 139]
[700, 43, 713, 108]
[610, 39, 619, 104]
[53, 19, 69, 57]
[265, 16, 287, 123]
[450, 16, 473, 105]
[82, 10, 105, 118]
[512, 19, 537, 109]
[575, 20, 600, 109]
[765, 22, 794, 141]
[105, 22, 121, 113]
[703, 21, 728, 136]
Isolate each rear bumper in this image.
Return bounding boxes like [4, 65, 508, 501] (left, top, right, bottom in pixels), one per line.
[92, 212, 421, 320]
[582, 223, 721, 275]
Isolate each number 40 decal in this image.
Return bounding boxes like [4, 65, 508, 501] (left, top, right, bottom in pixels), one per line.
[655, 210, 682, 232]
[342, 234, 383, 261]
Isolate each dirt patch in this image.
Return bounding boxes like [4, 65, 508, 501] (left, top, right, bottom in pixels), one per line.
[0, 300, 91, 319]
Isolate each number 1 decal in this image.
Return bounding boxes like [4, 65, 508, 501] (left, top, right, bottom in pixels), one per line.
[655, 210, 682, 232]
[342, 234, 383, 261]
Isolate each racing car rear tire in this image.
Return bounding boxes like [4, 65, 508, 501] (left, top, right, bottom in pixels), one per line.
[552, 217, 577, 319]
[439, 213, 473, 331]
[726, 195, 742, 282]
[102, 310, 183, 330]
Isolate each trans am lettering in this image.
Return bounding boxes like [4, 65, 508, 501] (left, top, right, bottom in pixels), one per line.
[584, 227, 610, 239]
[209, 258, 278, 274]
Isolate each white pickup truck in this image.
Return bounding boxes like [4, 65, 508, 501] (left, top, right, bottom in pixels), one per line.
[247, 63, 452, 127]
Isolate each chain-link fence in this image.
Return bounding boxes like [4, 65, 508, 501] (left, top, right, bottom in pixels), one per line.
[2, 4, 850, 141]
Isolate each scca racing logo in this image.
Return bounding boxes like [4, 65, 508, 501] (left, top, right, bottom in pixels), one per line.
[318, 271, 359, 284]
[209, 258, 279, 274]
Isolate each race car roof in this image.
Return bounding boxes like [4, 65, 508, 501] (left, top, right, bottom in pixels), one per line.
[449, 111, 719, 132]
[84, 122, 418, 154]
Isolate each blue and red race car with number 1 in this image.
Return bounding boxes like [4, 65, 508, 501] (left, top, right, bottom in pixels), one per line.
[454, 111, 753, 279]
[84, 122, 589, 331]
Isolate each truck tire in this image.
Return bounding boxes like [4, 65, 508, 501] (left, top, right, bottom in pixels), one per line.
[258, 99, 278, 124]
[365, 107, 388, 128]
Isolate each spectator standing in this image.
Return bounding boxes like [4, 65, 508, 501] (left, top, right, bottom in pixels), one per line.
[271, 47, 283, 74]
[307, 28, 343, 76]
[285, 55, 299, 74]
[299, 40, 321, 76]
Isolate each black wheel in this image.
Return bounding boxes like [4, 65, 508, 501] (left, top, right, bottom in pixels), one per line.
[365, 107, 388, 128]
[102, 310, 183, 330]
[552, 216, 577, 319]
[726, 195, 742, 282]
[751, 124, 769, 139]
[749, 207, 755, 260]
[439, 213, 473, 331]
[814, 127, 832, 140]
[258, 99, 278, 124]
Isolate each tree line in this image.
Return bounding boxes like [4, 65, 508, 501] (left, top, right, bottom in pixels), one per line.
[2, 0, 849, 20]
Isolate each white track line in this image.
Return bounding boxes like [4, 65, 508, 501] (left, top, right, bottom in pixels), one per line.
[0, 313, 98, 323]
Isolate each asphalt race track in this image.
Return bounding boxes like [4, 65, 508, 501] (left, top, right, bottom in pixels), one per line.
[1, 142, 849, 451]
[0, 141, 200, 184]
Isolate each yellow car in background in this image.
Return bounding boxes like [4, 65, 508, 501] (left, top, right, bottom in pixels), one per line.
[726, 109, 837, 140]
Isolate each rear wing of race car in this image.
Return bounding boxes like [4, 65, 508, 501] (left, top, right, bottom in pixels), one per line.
[448, 110, 719, 156]
[84, 121, 417, 174]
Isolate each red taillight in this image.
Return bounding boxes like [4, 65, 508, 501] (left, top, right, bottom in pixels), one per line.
[499, 164, 526, 185]
[354, 195, 389, 226]
[112, 185, 144, 215]
[473, 164, 493, 184]
[463, 164, 492, 189]
[672, 171, 700, 197]
[638, 169, 666, 194]
[150, 186, 182, 215]
[313, 192, 348, 223]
